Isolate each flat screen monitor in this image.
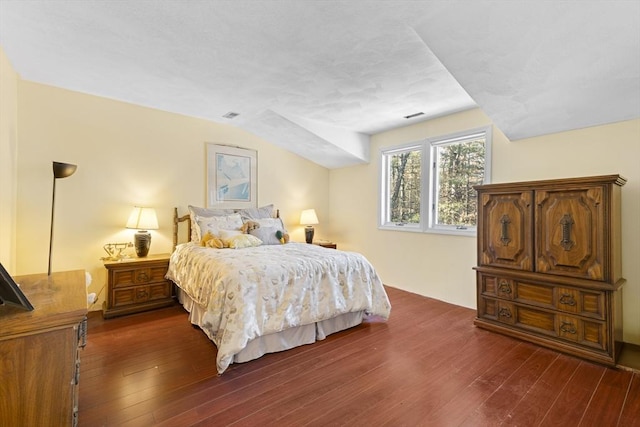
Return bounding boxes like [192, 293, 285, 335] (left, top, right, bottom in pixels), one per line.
[0, 262, 34, 311]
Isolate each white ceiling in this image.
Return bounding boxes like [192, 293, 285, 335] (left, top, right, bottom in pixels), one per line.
[1, 1, 638, 168]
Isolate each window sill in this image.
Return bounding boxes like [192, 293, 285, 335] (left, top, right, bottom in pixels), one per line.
[378, 225, 476, 237]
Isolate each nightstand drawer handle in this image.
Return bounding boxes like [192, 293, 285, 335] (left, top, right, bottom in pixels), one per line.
[137, 289, 149, 299]
[498, 280, 512, 295]
[136, 272, 149, 282]
[560, 321, 577, 334]
[559, 293, 577, 306]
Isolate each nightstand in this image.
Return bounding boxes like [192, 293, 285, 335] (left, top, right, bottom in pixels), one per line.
[103, 253, 174, 318]
[315, 242, 337, 249]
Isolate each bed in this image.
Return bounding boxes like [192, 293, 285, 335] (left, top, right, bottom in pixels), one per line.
[166, 205, 391, 374]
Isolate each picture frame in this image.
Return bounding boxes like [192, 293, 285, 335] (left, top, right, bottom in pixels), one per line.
[206, 143, 257, 209]
[0, 263, 34, 311]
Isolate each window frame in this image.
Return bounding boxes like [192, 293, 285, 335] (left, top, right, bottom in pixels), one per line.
[379, 126, 492, 237]
[379, 141, 424, 232]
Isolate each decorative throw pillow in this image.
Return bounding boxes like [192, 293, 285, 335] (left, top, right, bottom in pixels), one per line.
[227, 234, 263, 249]
[218, 228, 243, 247]
[249, 226, 283, 245]
[255, 217, 286, 231]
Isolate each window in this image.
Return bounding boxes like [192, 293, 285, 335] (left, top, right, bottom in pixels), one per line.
[380, 126, 491, 236]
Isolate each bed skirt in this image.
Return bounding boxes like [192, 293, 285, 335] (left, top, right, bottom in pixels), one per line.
[176, 288, 365, 366]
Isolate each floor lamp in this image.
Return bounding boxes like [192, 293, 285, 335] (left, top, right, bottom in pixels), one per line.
[48, 161, 77, 275]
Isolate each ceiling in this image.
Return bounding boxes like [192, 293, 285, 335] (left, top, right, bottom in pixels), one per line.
[1, 1, 638, 168]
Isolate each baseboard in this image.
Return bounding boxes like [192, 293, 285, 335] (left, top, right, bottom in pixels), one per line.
[617, 342, 640, 373]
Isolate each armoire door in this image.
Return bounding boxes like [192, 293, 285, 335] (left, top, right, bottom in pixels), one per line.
[478, 191, 533, 270]
[536, 186, 606, 280]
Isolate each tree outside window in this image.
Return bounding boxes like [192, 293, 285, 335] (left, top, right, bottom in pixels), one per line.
[380, 127, 491, 236]
[389, 149, 421, 224]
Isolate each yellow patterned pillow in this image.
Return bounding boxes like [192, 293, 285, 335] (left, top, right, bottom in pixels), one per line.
[227, 234, 263, 249]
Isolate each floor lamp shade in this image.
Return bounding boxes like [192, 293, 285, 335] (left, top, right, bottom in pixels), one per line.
[48, 161, 77, 275]
[300, 209, 319, 244]
[126, 207, 159, 257]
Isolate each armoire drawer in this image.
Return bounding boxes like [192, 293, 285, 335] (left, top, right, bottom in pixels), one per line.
[478, 274, 605, 320]
[478, 297, 607, 351]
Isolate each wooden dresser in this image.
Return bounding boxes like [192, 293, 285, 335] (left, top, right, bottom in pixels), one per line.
[0, 270, 88, 426]
[474, 175, 625, 366]
[103, 254, 173, 318]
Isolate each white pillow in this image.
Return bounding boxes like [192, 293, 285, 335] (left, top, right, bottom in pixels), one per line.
[250, 226, 283, 245]
[255, 217, 286, 231]
[196, 213, 243, 242]
[188, 205, 236, 242]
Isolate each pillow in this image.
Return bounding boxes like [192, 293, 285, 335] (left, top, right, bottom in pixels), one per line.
[255, 217, 286, 230]
[226, 234, 263, 249]
[217, 229, 242, 247]
[188, 205, 237, 242]
[249, 226, 283, 245]
[239, 204, 275, 221]
[197, 213, 243, 242]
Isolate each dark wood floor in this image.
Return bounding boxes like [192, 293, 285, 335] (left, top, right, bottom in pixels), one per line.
[79, 287, 640, 426]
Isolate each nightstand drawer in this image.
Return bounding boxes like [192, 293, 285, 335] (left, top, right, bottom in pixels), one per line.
[103, 254, 173, 318]
[111, 265, 167, 288]
[112, 282, 172, 307]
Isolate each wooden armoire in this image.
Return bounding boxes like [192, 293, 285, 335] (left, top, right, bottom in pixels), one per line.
[474, 175, 625, 365]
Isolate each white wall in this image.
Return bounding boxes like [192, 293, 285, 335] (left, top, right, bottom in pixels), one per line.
[330, 108, 640, 344]
[15, 80, 331, 311]
[0, 47, 18, 272]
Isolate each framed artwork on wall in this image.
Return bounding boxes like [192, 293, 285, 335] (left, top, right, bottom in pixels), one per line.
[206, 143, 257, 209]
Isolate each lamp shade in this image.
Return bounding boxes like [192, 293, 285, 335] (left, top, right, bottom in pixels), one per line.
[126, 207, 159, 230]
[300, 209, 319, 225]
[53, 161, 77, 179]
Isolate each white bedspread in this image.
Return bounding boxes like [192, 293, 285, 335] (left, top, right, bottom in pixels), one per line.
[166, 242, 391, 373]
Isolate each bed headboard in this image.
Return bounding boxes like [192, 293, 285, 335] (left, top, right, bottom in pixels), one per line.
[172, 207, 280, 251]
[173, 207, 192, 251]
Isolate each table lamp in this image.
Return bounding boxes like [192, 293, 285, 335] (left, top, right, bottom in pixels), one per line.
[300, 209, 319, 244]
[126, 207, 159, 257]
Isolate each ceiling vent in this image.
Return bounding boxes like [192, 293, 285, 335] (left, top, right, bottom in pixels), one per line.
[404, 112, 424, 119]
[223, 112, 240, 119]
